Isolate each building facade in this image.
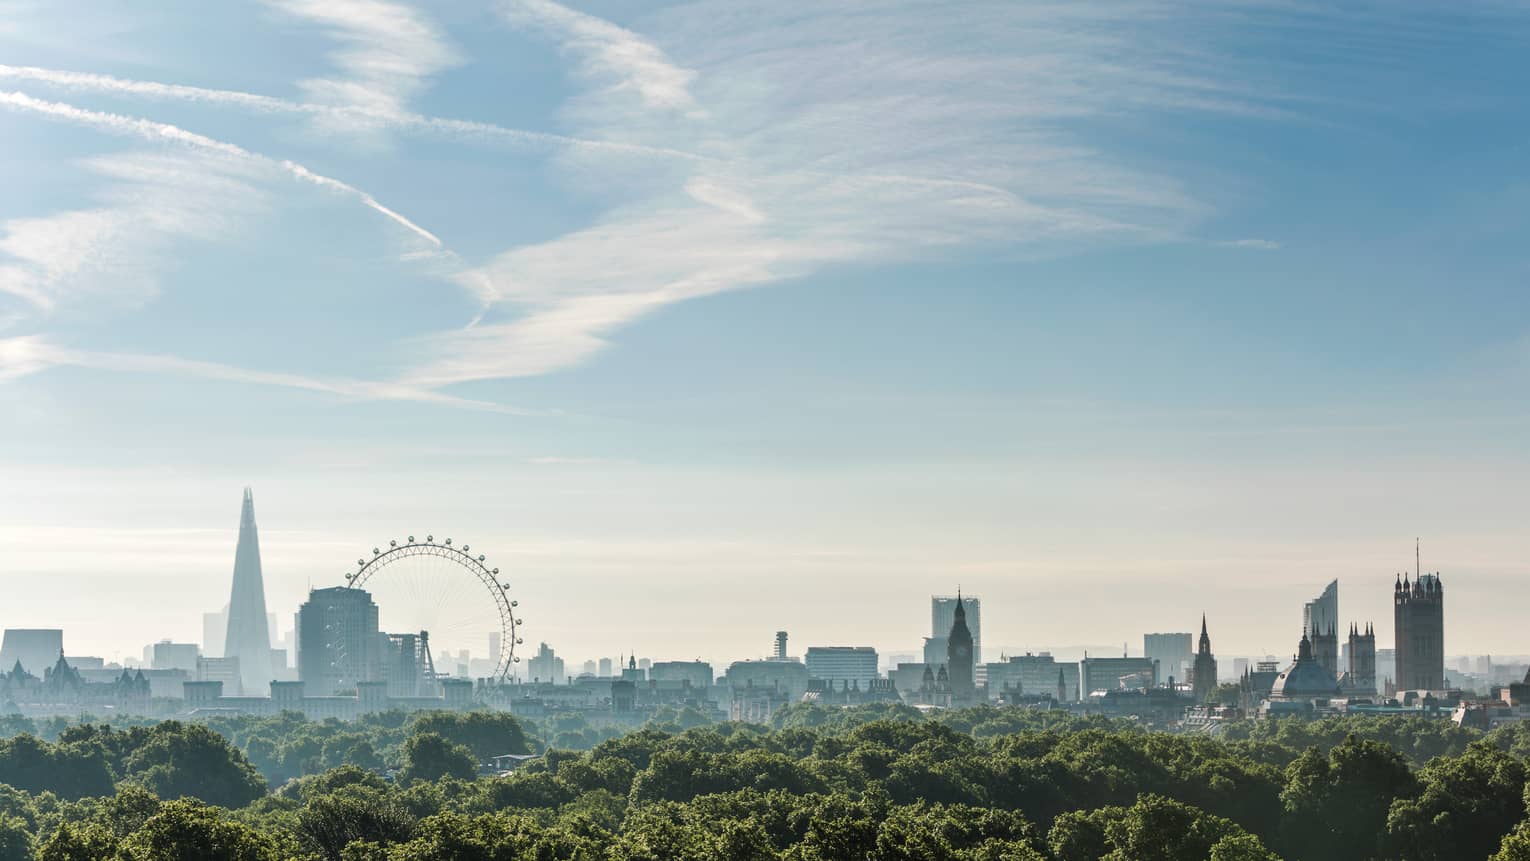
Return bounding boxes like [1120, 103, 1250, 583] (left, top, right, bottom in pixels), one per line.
[1144, 632, 1193, 685]
[1080, 656, 1157, 697]
[1303, 580, 1339, 645]
[804, 647, 879, 687]
[1395, 573, 1445, 691]
[297, 586, 382, 696]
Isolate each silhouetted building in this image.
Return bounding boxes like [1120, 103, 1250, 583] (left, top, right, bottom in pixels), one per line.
[1144, 632, 1192, 686]
[983, 653, 1080, 702]
[1342, 623, 1377, 694]
[1269, 629, 1340, 703]
[1395, 570, 1445, 691]
[298, 586, 381, 695]
[0, 629, 64, 677]
[805, 646, 878, 687]
[1191, 615, 1218, 702]
[933, 595, 981, 663]
[1311, 622, 1340, 680]
[945, 593, 976, 703]
[223, 488, 273, 694]
[772, 631, 789, 661]
[383, 632, 434, 697]
[725, 659, 809, 701]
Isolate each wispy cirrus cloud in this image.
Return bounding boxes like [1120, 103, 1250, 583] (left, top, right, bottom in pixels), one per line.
[0, 334, 541, 414]
[505, 0, 698, 112]
[0, 63, 710, 162]
[263, 0, 458, 123]
[0, 150, 268, 313]
[404, 0, 1283, 387]
[0, 90, 444, 249]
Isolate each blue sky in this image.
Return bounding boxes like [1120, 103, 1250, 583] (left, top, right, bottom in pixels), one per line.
[0, 1, 1527, 667]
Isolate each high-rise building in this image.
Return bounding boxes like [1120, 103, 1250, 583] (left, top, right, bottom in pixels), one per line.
[223, 488, 273, 694]
[1395, 570, 1445, 691]
[598, 657, 613, 677]
[804, 647, 879, 687]
[1192, 616, 1219, 702]
[773, 631, 789, 661]
[1303, 580, 1338, 644]
[298, 586, 382, 696]
[932, 595, 981, 664]
[1144, 632, 1193, 685]
[527, 642, 565, 683]
[150, 641, 200, 673]
[946, 593, 975, 702]
[0, 629, 64, 676]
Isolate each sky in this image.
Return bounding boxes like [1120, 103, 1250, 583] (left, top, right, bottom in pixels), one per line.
[0, 1, 1527, 669]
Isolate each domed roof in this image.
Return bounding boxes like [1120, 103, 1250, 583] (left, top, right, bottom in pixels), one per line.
[1271, 630, 1340, 700]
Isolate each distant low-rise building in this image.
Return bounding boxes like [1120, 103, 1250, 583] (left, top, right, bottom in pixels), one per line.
[805, 646, 878, 688]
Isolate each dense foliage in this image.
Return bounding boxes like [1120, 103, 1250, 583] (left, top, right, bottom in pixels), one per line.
[0, 705, 1528, 859]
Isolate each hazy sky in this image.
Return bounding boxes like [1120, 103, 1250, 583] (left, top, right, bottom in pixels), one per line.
[1, 1, 1527, 667]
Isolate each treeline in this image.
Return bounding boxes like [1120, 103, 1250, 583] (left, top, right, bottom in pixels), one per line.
[0, 706, 1529, 859]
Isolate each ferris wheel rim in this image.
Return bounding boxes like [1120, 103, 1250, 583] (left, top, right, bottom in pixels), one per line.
[342, 537, 519, 683]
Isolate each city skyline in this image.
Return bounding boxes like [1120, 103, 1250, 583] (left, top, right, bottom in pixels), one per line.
[2, 3, 1528, 662]
[0, 484, 1503, 671]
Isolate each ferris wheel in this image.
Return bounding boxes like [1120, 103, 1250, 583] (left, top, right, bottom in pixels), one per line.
[343, 535, 522, 683]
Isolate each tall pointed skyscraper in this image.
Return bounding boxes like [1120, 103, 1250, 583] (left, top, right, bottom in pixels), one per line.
[223, 488, 272, 695]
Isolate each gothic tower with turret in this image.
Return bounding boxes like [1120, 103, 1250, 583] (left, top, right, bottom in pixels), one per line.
[946, 591, 975, 704]
[1192, 615, 1218, 702]
[1395, 570, 1444, 691]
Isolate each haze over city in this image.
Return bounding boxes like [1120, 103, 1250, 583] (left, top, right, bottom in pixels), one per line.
[2, 0, 1528, 668]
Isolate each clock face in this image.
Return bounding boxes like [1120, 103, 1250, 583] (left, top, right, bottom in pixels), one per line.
[953, 646, 971, 660]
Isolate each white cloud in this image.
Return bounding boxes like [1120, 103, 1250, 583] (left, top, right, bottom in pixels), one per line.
[0, 334, 542, 414]
[1218, 238, 1281, 250]
[0, 90, 444, 248]
[0, 64, 711, 162]
[0, 150, 268, 313]
[403, 0, 1280, 387]
[505, 0, 697, 112]
[264, 0, 458, 123]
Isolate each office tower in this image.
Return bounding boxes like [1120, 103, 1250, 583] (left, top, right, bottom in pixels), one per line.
[946, 592, 975, 701]
[1079, 655, 1157, 695]
[0, 629, 64, 676]
[582, 660, 597, 677]
[1192, 615, 1218, 702]
[1395, 566, 1445, 691]
[804, 647, 879, 686]
[933, 595, 981, 664]
[298, 586, 381, 695]
[202, 609, 227, 657]
[923, 636, 948, 665]
[1346, 623, 1377, 693]
[223, 488, 273, 694]
[1144, 632, 1193, 685]
[528, 643, 565, 683]
[1311, 622, 1340, 680]
[1303, 580, 1339, 643]
[150, 641, 200, 673]
[773, 631, 789, 661]
[598, 657, 613, 677]
[383, 632, 433, 697]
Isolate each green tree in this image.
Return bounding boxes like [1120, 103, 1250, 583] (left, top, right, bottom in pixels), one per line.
[1386, 741, 1527, 861]
[115, 799, 278, 861]
[125, 723, 267, 808]
[1280, 735, 1417, 861]
[296, 793, 416, 861]
[398, 733, 478, 785]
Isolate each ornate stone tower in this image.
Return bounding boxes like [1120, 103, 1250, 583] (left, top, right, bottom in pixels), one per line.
[1347, 622, 1377, 694]
[1310, 621, 1339, 680]
[1192, 615, 1218, 703]
[1395, 569, 1444, 691]
[946, 591, 975, 703]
